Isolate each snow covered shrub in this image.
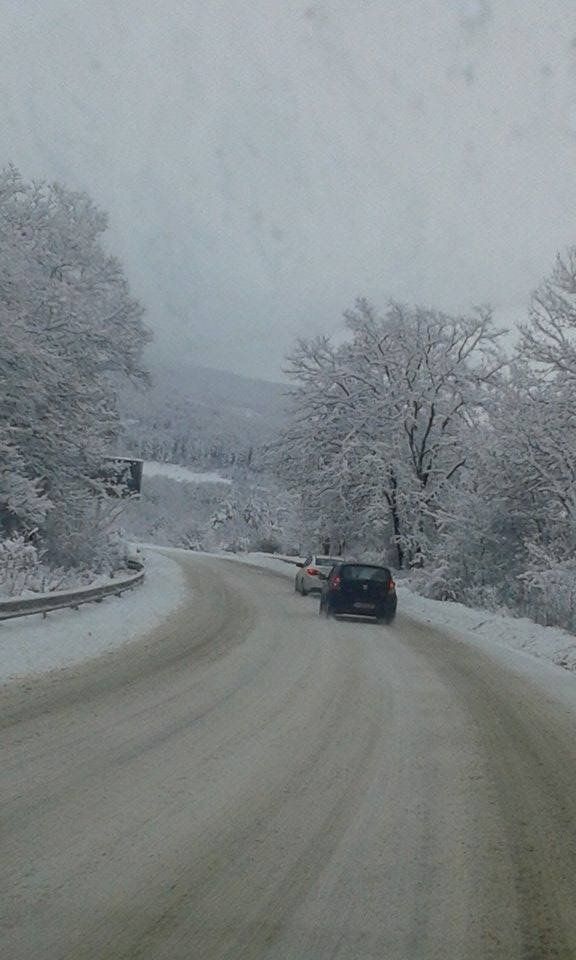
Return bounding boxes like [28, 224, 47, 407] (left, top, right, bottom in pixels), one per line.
[405, 563, 459, 602]
[253, 536, 281, 554]
[519, 547, 576, 633]
[0, 536, 112, 598]
[0, 537, 42, 598]
[120, 471, 299, 555]
[40, 492, 127, 572]
[0, 441, 51, 537]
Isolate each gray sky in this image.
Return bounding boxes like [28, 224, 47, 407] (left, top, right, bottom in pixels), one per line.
[2, 0, 576, 377]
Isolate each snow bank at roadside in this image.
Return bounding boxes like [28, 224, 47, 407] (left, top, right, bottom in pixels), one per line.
[0, 549, 188, 683]
[400, 586, 576, 673]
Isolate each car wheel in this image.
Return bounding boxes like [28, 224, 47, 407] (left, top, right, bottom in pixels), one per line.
[378, 610, 396, 625]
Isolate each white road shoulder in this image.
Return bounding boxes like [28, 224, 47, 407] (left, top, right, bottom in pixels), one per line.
[0, 549, 188, 683]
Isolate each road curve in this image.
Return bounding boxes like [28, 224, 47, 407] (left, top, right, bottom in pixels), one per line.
[2, 553, 576, 959]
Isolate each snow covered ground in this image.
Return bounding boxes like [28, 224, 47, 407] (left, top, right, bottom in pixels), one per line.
[0, 549, 187, 684]
[231, 554, 576, 675]
[2, 547, 575, 687]
[400, 587, 576, 674]
[144, 461, 231, 485]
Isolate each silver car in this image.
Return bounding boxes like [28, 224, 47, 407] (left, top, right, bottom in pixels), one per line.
[295, 554, 341, 595]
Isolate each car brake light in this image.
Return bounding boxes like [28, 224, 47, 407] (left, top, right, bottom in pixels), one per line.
[389, 579, 396, 590]
[330, 575, 341, 591]
[306, 567, 318, 576]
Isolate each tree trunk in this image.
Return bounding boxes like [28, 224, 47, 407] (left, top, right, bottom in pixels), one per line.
[388, 470, 404, 569]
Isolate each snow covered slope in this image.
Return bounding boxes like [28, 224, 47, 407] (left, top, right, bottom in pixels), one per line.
[120, 360, 285, 468]
[2, 2, 576, 373]
[144, 462, 231, 486]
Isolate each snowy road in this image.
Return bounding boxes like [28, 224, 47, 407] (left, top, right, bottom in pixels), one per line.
[2, 553, 576, 959]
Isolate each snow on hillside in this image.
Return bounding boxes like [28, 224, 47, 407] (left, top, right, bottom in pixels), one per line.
[2, 2, 575, 375]
[144, 461, 231, 486]
[119, 361, 285, 471]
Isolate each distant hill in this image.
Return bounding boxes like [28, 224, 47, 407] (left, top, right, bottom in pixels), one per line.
[119, 361, 286, 469]
[146, 359, 286, 425]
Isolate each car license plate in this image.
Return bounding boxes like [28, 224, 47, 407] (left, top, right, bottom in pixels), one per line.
[354, 601, 374, 610]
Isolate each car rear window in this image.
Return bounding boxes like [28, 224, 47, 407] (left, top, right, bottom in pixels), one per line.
[340, 565, 390, 582]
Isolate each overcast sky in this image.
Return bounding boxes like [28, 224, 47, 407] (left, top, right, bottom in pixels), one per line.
[2, 0, 576, 378]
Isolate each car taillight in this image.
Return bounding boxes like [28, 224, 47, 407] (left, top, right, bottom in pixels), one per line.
[307, 566, 319, 576]
[330, 575, 341, 591]
[389, 579, 396, 591]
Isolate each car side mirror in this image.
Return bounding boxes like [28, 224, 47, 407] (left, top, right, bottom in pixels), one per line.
[295, 561, 305, 568]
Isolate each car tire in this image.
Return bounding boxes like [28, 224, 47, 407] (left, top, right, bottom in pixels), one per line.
[378, 610, 396, 625]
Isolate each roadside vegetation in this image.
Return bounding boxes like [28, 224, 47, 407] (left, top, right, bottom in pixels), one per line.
[275, 254, 576, 633]
[0, 165, 150, 596]
[4, 160, 576, 634]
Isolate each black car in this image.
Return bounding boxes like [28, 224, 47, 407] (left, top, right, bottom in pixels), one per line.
[319, 562, 397, 623]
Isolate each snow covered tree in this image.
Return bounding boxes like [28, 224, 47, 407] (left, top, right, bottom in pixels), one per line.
[433, 364, 576, 626]
[0, 440, 50, 536]
[277, 299, 504, 567]
[429, 248, 576, 629]
[505, 253, 576, 627]
[0, 165, 150, 567]
[520, 247, 576, 382]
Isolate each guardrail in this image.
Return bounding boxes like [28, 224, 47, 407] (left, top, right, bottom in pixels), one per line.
[0, 563, 145, 622]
